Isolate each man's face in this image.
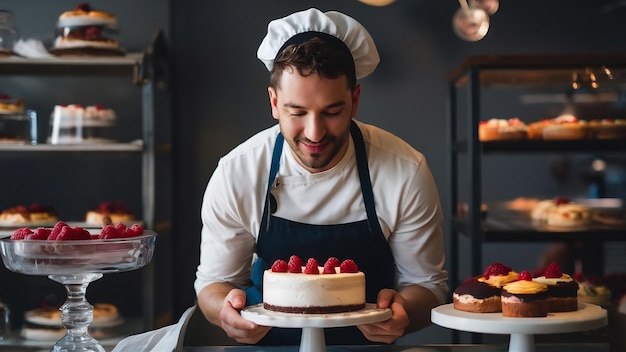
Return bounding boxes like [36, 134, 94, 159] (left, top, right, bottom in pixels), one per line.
[268, 69, 361, 173]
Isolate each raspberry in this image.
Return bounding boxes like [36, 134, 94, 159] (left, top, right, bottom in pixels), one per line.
[518, 271, 532, 281]
[115, 223, 127, 233]
[288, 255, 302, 273]
[27, 227, 52, 240]
[554, 197, 569, 205]
[323, 257, 340, 274]
[304, 258, 319, 274]
[10, 227, 33, 240]
[271, 259, 288, 272]
[483, 262, 512, 279]
[75, 3, 91, 12]
[56, 226, 91, 241]
[543, 262, 562, 278]
[339, 259, 359, 273]
[48, 221, 69, 240]
[99, 225, 122, 239]
[125, 224, 144, 237]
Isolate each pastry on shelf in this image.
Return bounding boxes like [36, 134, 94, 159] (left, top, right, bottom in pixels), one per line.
[542, 114, 590, 140]
[575, 272, 611, 306]
[22, 302, 123, 341]
[0, 94, 36, 145]
[478, 117, 528, 142]
[50, 2, 125, 57]
[48, 104, 117, 144]
[0, 204, 58, 227]
[85, 201, 134, 226]
[589, 118, 626, 140]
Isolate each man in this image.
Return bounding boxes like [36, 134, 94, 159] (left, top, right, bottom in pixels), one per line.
[195, 8, 448, 345]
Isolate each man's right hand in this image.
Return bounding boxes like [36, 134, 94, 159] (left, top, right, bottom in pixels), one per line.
[217, 289, 271, 344]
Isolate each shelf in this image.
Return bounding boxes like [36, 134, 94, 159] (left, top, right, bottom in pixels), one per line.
[0, 140, 144, 152]
[454, 139, 626, 153]
[448, 54, 626, 88]
[0, 53, 143, 76]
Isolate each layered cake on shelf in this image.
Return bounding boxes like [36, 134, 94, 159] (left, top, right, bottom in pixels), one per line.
[48, 104, 117, 144]
[85, 201, 134, 226]
[50, 3, 125, 57]
[452, 262, 518, 313]
[533, 262, 579, 312]
[0, 94, 24, 114]
[530, 197, 591, 228]
[21, 303, 123, 341]
[263, 255, 365, 314]
[501, 271, 549, 317]
[0, 204, 58, 227]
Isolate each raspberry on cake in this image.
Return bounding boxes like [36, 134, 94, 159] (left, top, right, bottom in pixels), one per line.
[263, 255, 366, 314]
[502, 270, 549, 317]
[533, 262, 578, 312]
[452, 262, 517, 313]
[85, 201, 134, 226]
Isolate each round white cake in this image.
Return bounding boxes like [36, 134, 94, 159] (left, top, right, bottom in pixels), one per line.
[263, 266, 365, 314]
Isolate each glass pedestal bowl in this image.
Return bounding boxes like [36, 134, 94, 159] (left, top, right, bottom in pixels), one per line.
[0, 231, 157, 352]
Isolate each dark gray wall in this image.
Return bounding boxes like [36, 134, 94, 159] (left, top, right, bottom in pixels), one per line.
[170, 0, 626, 343]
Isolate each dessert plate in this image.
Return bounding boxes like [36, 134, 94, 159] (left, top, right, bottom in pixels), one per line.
[241, 303, 391, 328]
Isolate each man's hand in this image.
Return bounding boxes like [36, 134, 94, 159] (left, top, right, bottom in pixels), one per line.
[198, 284, 271, 344]
[356, 289, 409, 344]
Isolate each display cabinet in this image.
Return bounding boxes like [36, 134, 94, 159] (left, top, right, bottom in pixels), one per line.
[0, 30, 171, 348]
[447, 54, 626, 295]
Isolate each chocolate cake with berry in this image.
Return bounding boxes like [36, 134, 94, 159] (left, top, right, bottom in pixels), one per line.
[263, 255, 365, 314]
[453, 262, 518, 313]
[50, 3, 125, 57]
[533, 262, 578, 312]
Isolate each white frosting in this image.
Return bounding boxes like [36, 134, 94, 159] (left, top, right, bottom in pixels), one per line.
[533, 274, 573, 285]
[57, 16, 117, 28]
[263, 268, 365, 309]
[453, 293, 491, 304]
[531, 200, 557, 221]
[546, 204, 591, 227]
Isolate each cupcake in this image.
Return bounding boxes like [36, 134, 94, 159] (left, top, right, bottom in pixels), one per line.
[533, 262, 579, 312]
[502, 271, 549, 317]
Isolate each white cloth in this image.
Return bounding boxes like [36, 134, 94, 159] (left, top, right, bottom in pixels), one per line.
[257, 8, 380, 79]
[195, 120, 448, 304]
[111, 305, 195, 352]
[13, 39, 55, 58]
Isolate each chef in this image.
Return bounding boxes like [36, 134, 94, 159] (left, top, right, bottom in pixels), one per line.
[194, 8, 448, 345]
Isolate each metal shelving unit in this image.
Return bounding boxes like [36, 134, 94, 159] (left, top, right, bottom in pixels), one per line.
[0, 30, 171, 345]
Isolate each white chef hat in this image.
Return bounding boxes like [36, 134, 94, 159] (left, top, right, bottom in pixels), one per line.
[257, 8, 380, 80]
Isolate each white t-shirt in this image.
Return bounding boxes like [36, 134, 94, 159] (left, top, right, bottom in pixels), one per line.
[195, 120, 448, 304]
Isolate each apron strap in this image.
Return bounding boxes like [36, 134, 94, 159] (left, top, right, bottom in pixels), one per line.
[260, 133, 284, 233]
[350, 120, 383, 236]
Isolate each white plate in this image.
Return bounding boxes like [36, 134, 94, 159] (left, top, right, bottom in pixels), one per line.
[431, 302, 607, 335]
[241, 303, 391, 328]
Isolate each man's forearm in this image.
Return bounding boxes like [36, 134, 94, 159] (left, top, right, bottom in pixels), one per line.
[399, 284, 440, 333]
[197, 282, 238, 326]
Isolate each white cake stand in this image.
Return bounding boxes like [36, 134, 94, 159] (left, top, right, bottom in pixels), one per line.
[431, 303, 607, 352]
[241, 303, 391, 352]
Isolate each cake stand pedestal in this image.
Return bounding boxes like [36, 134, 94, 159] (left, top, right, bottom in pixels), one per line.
[431, 303, 607, 352]
[241, 303, 391, 352]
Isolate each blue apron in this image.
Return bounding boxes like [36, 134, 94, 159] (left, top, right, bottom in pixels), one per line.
[246, 121, 396, 345]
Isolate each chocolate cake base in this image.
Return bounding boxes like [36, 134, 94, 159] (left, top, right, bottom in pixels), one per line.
[263, 303, 365, 314]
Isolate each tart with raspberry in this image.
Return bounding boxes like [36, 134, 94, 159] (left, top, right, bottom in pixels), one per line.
[263, 255, 365, 314]
[533, 262, 579, 312]
[85, 201, 134, 226]
[502, 271, 549, 317]
[0, 204, 58, 227]
[453, 262, 518, 313]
